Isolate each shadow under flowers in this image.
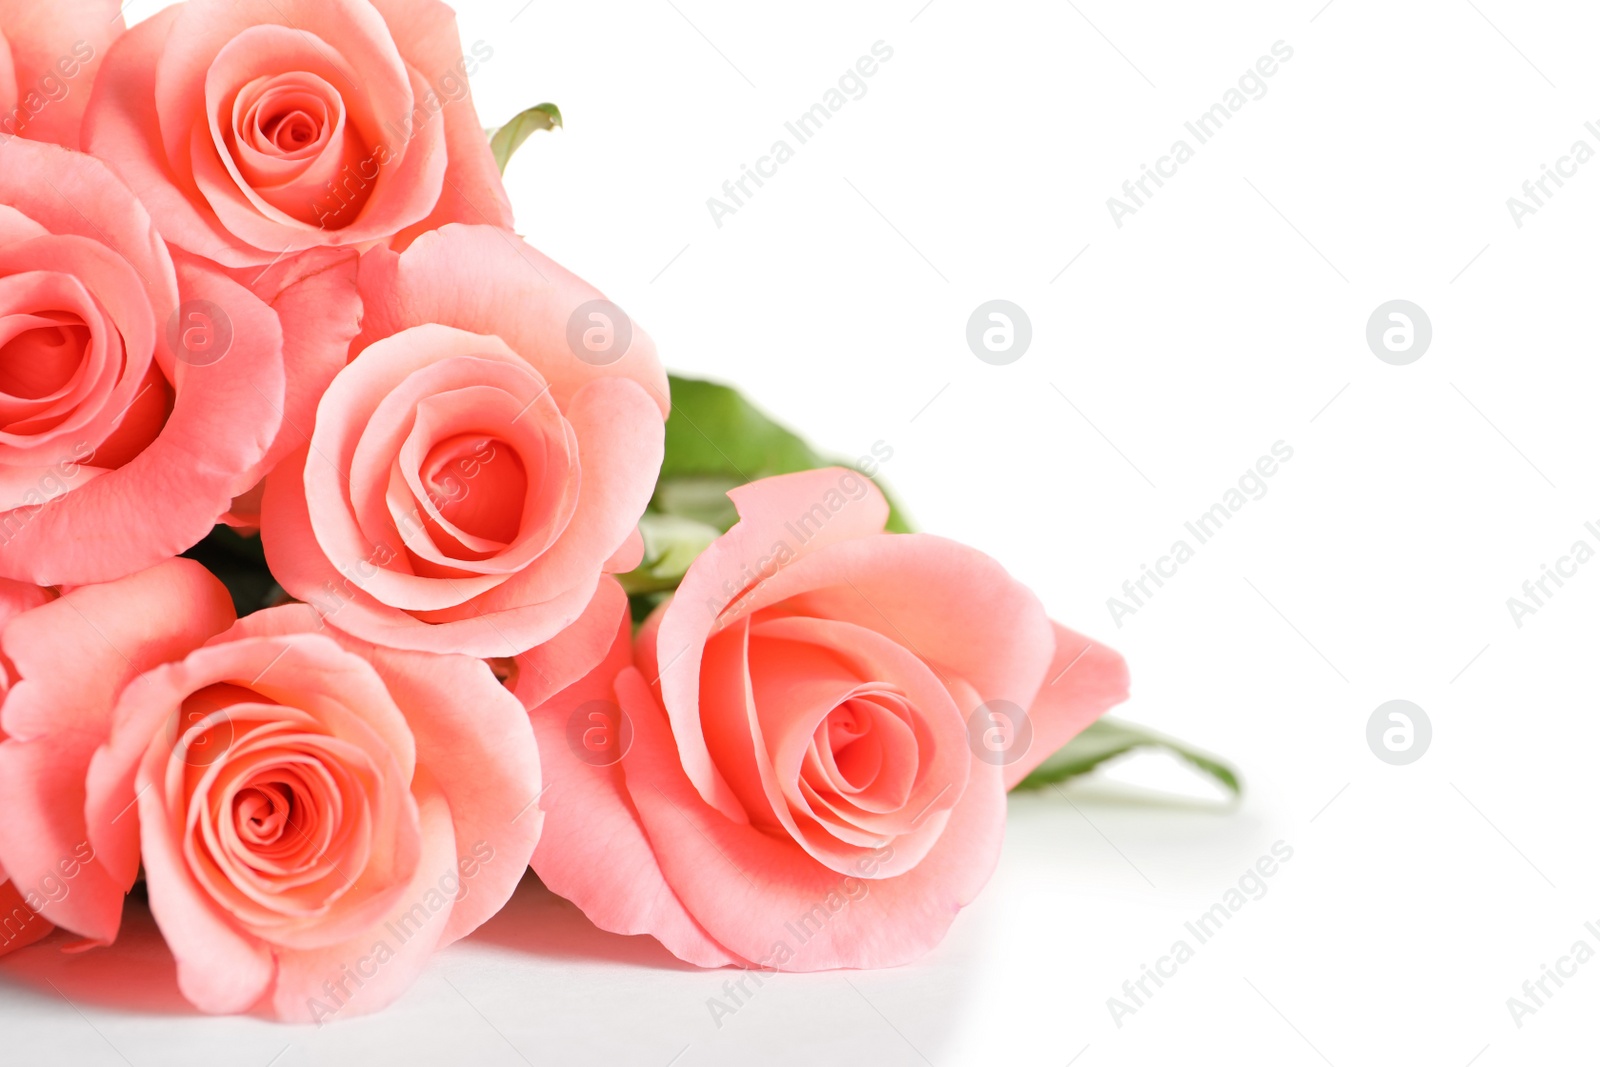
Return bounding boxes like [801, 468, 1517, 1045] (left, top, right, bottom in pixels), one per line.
[460, 872, 708, 971]
[0, 884, 197, 1016]
[0, 872, 703, 1019]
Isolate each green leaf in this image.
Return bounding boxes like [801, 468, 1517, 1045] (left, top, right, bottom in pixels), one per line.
[488, 103, 562, 173]
[617, 512, 723, 596]
[658, 375, 913, 533]
[1013, 717, 1242, 797]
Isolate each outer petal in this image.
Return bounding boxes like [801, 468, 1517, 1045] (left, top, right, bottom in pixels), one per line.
[0, 560, 235, 943]
[136, 725, 275, 1014]
[78, 10, 252, 260]
[1003, 622, 1131, 789]
[529, 618, 738, 967]
[324, 620, 543, 946]
[229, 247, 364, 485]
[0, 878, 53, 957]
[0, 30, 14, 124]
[617, 667, 1006, 970]
[355, 224, 669, 417]
[0, 0, 123, 148]
[369, 0, 512, 244]
[219, 242, 364, 530]
[717, 532, 1057, 719]
[0, 577, 48, 620]
[0, 138, 176, 316]
[603, 525, 645, 574]
[0, 576, 50, 696]
[507, 575, 628, 711]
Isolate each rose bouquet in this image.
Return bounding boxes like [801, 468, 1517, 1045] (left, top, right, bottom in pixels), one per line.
[0, 0, 1233, 1022]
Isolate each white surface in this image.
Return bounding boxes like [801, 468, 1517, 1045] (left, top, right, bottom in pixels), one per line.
[6, 0, 1600, 1063]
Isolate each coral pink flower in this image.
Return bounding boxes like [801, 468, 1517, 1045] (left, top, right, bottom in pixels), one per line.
[263, 224, 667, 658]
[529, 468, 1130, 969]
[0, 560, 542, 1020]
[0, 139, 287, 585]
[83, 0, 510, 268]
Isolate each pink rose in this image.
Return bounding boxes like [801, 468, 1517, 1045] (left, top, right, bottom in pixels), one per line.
[0, 138, 286, 585]
[262, 223, 668, 657]
[0, 0, 122, 148]
[83, 0, 511, 269]
[529, 468, 1130, 969]
[0, 560, 542, 1020]
[0, 575, 53, 959]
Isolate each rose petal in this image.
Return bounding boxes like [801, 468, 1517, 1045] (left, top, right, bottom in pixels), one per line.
[1003, 622, 1130, 789]
[354, 224, 669, 417]
[0, 0, 123, 148]
[265, 767, 456, 1022]
[0, 877, 54, 957]
[650, 468, 890, 817]
[324, 623, 542, 946]
[617, 666, 1006, 970]
[529, 617, 739, 967]
[0, 255, 284, 585]
[227, 246, 362, 490]
[367, 0, 511, 244]
[83, 10, 261, 265]
[507, 575, 627, 711]
[0, 559, 234, 943]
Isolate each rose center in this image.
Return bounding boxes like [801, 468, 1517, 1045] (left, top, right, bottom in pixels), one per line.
[233, 782, 298, 847]
[223, 65, 371, 229]
[0, 313, 89, 400]
[825, 701, 881, 791]
[422, 433, 527, 545]
[242, 82, 334, 161]
[263, 110, 319, 151]
[798, 687, 922, 816]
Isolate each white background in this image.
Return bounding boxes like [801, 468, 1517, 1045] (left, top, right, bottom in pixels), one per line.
[5, 0, 1600, 1063]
